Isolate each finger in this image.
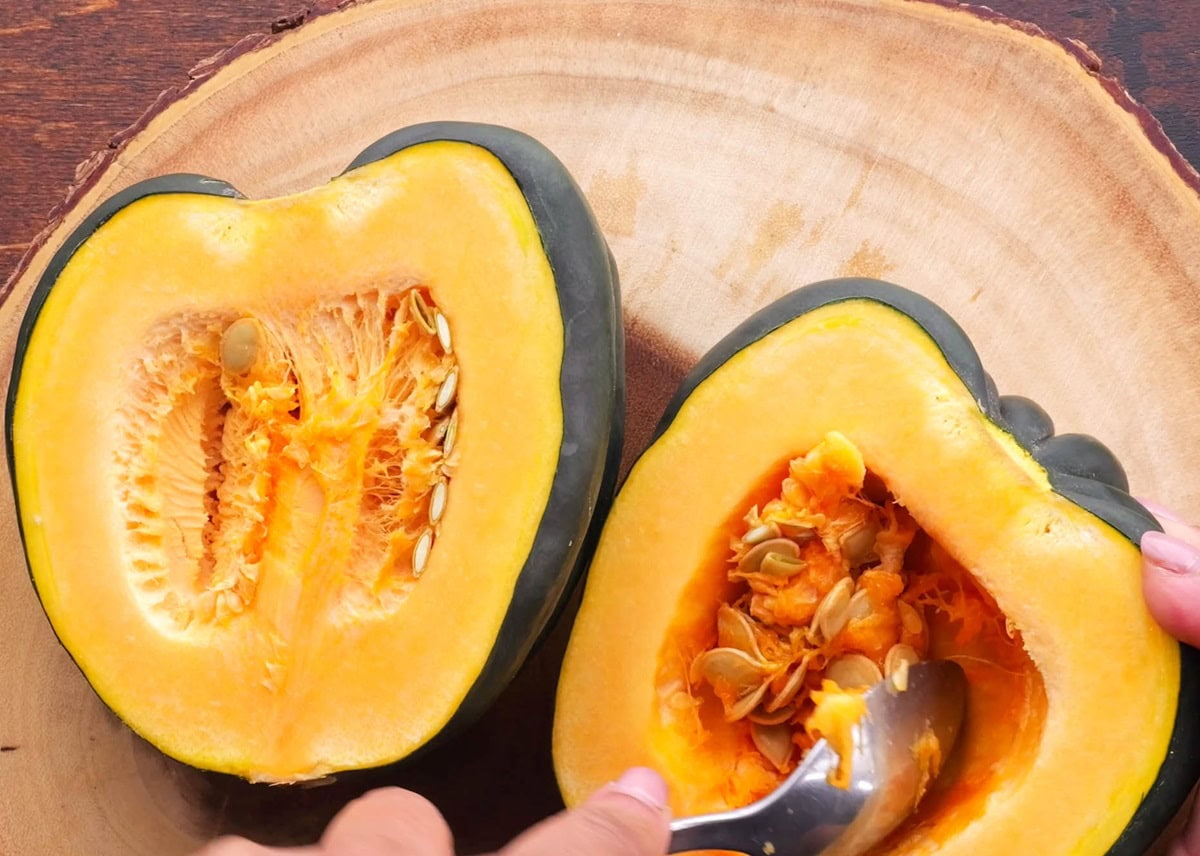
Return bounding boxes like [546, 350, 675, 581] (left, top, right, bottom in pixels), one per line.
[498, 768, 670, 856]
[1169, 791, 1200, 856]
[1141, 503, 1200, 648]
[320, 787, 454, 856]
[192, 837, 316, 855]
[1139, 499, 1200, 551]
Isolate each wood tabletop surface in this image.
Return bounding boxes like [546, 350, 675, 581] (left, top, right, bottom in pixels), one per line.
[1, 2, 1199, 854]
[2, 1, 1199, 285]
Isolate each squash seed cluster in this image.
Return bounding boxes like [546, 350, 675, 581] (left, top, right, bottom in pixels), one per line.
[689, 433, 928, 774]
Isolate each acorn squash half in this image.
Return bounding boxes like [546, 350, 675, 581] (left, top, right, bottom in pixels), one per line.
[9, 122, 623, 782]
[554, 278, 1200, 855]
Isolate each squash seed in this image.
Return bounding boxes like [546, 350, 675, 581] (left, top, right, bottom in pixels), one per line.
[727, 681, 773, 722]
[409, 289, 437, 334]
[884, 643, 919, 679]
[743, 522, 780, 545]
[434, 311, 453, 354]
[442, 408, 459, 457]
[717, 605, 764, 659]
[778, 521, 819, 543]
[890, 659, 911, 692]
[435, 367, 458, 413]
[846, 588, 873, 622]
[221, 318, 262, 374]
[690, 647, 769, 698]
[748, 704, 796, 726]
[839, 519, 879, 567]
[751, 722, 795, 771]
[766, 655, 810, 712]
[429, 481, 448, 524]
[898, 601, 924, 636]
[738, 538, 801, 575]
[413, 528, 434, 577]
[811, 576, 854, 641]
[825, 653, 883, 689]
[759, 553, 807, 578]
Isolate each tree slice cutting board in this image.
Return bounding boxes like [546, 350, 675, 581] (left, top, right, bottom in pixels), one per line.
[3, 1, 1200, 854]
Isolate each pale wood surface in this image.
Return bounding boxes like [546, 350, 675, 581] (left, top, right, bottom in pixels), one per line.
[3, 1, 1200, 853]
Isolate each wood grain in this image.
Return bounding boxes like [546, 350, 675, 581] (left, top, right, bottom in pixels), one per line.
[3, 1, 1200, 286]
[1, 1, 1199, 854]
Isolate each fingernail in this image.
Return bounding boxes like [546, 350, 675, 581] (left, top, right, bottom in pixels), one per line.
[603, 767, 669, 812]
[1142, 531, 1200, 575]
[1136, 497, 1185, 525]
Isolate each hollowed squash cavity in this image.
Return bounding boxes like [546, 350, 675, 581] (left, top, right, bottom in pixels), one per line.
[651, 432, 1046, 847]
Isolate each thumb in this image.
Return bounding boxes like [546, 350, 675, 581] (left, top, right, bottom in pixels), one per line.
[498, 768, 671, 856]
[320, 787, 454, 856]
[1140, 501, 1200, 648]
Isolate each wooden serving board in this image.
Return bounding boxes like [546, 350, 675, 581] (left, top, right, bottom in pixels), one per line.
[3, 1, 1200, 853]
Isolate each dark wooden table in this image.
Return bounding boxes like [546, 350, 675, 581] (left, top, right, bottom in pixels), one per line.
[2, 1, 1199, 286]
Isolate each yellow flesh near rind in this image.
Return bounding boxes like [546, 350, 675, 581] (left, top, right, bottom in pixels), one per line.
[553, 300, 1177, 855]
[14, 142, 564, 780]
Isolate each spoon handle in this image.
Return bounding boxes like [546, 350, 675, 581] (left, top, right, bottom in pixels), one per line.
[667, 813, 763, 854]
[665, 776, 840, 855]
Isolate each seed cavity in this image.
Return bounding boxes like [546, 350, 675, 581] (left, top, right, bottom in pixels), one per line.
[116, 285, 458, 643]
[683, 436, 939, 782]
[679, 434, 1030, 798]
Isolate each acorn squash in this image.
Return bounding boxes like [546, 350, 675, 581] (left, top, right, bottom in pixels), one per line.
[9, 122, 623, 782]
[553, 278, 1200, 854]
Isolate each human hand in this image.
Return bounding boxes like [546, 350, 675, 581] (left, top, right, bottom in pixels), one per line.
[1140, 500, 1200, 856]
[194, 767, 670, 856]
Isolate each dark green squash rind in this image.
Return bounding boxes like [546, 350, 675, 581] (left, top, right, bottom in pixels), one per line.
[651, 276, 1200, 856]
[6, 122, 624, 775]
[4, 175, 246, 725]
[347, 122, 625, 748]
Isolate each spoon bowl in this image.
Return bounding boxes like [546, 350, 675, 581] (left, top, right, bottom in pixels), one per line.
[667, 660, 968, 856]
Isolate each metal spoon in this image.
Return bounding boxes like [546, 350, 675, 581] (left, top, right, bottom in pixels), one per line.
[668, 660, 967, 856]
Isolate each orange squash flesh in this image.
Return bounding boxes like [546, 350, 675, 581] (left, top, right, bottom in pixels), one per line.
[553, 299, 1179, 855]
[14, 142, 565, 781]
